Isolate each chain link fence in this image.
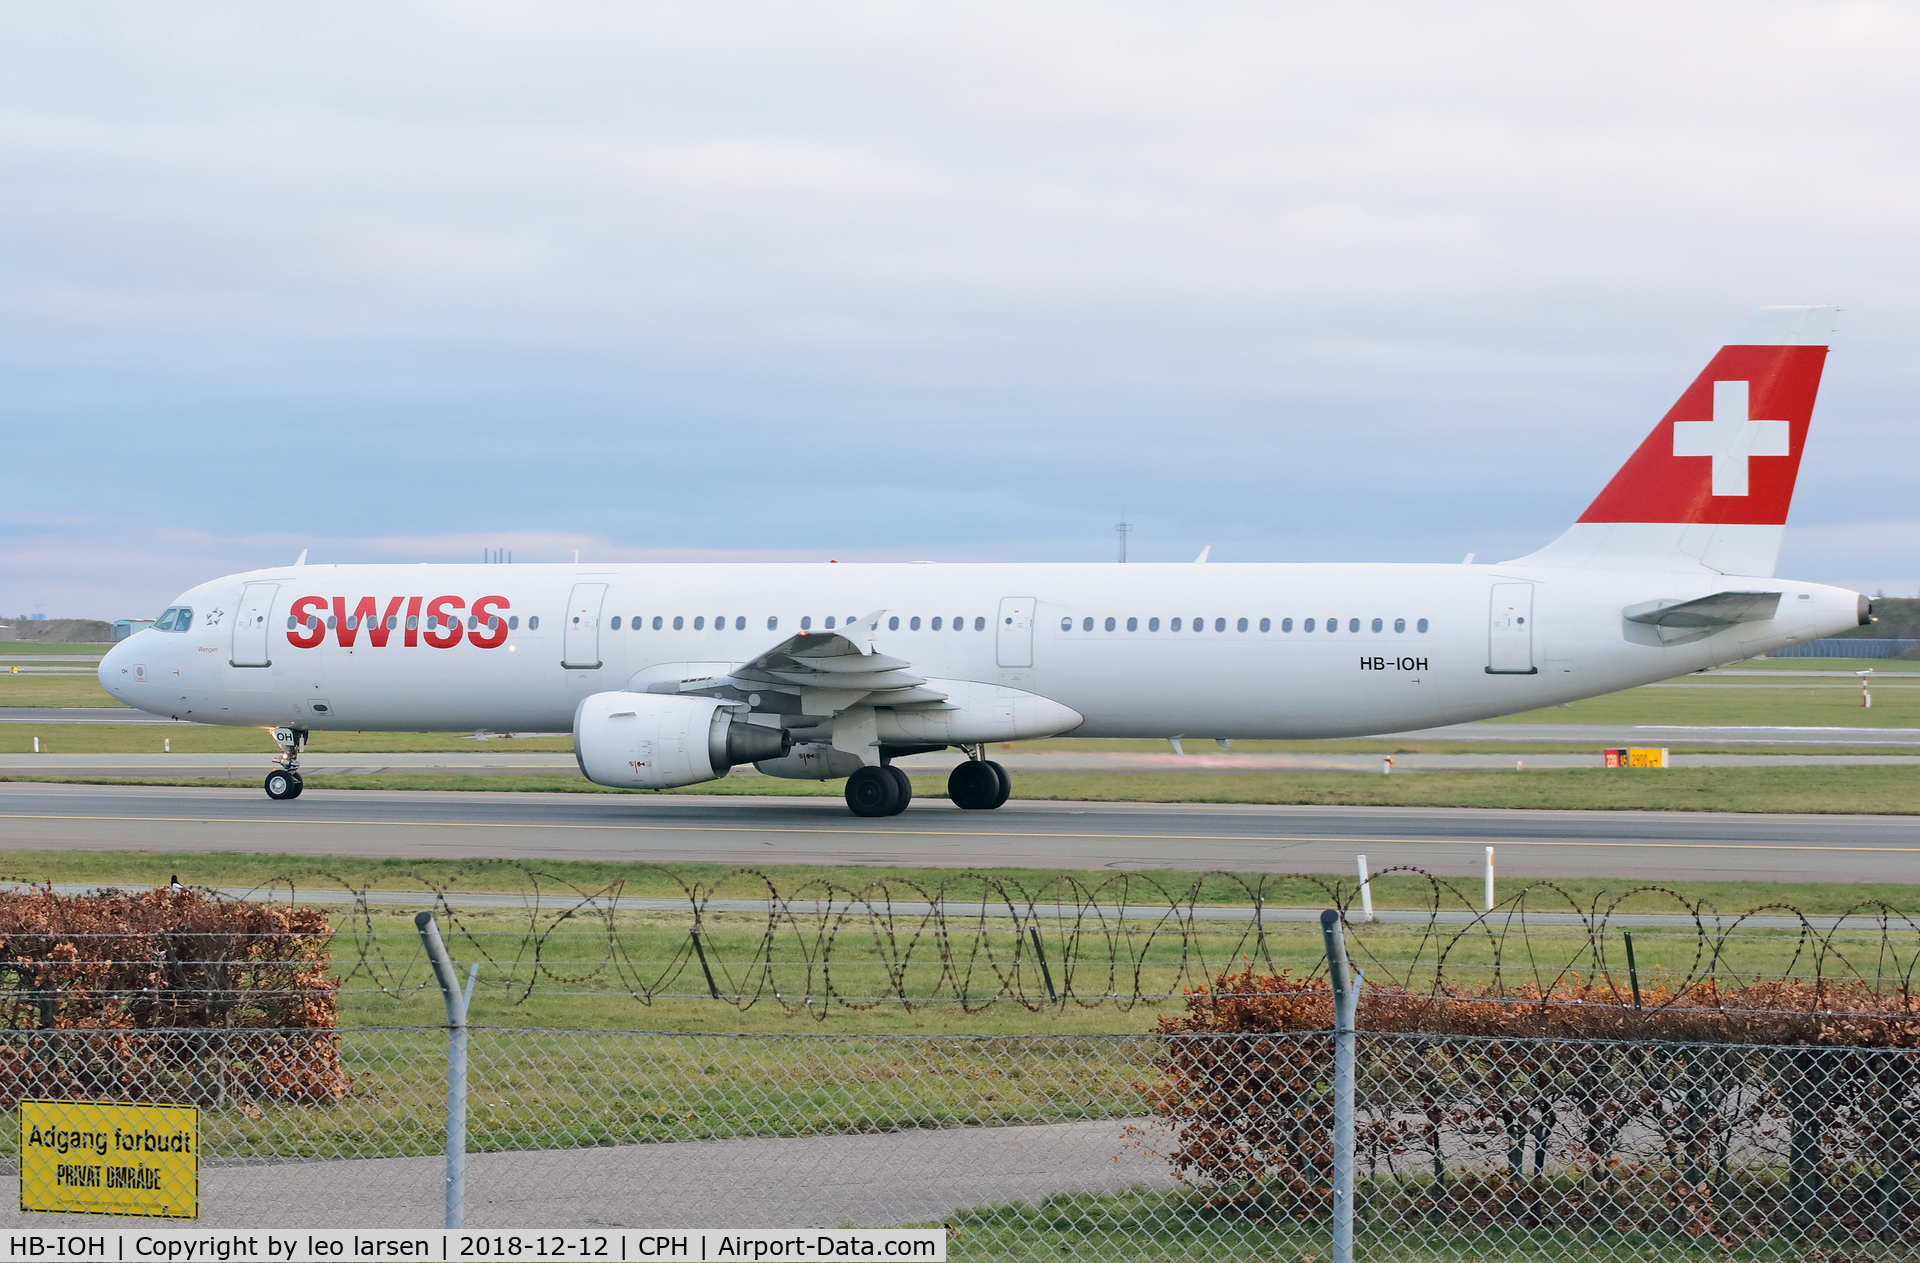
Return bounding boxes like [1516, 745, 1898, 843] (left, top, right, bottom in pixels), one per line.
[8, 1021, 1920, 1257]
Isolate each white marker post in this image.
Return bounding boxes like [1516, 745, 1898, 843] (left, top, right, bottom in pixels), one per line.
[1484, 846, 1495, 911]
[1356, 855, 1374, 922]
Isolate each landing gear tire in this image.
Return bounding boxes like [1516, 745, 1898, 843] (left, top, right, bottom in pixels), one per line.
[846, 765, 903, 817]
[950, 759, 1011, 810]
[264, 769, 303, 801]
[884, 765, 913, 813]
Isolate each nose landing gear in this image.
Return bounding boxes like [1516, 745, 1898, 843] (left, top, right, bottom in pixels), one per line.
[265, 727, 307, 800]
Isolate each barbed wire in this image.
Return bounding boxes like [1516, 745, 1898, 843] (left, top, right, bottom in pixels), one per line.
[6, 864, 1919, 1018]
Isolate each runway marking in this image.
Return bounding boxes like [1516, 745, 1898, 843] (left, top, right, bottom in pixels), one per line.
[0, 812, 1916, 853]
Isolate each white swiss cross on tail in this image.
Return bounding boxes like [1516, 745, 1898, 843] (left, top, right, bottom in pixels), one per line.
[1671, 380, 1791, 497]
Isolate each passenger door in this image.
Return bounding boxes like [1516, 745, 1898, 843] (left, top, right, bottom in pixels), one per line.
[996, 596, 1035, 668]
[563, 583, 608, 669]
[1487, 582, 1537, 675]
[230, 583, 278, 667]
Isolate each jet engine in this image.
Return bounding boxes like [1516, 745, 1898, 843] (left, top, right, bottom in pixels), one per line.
[574, 692, 791, 789]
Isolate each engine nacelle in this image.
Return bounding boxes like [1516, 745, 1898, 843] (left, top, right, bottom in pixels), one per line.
[574, 692, 791, 789]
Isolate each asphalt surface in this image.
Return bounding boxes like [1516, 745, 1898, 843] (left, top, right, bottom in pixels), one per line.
[2, 781, 1915, 884]
[0, 1118, 1170, 1229]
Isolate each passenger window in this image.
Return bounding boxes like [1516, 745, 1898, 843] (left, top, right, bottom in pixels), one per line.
[1237, 618, 1248, 632]
[974, 617, 985, 631]
[1417, 618, 1429, 633]
[1371, 618, 1382, 632]
[1214, 618, 1226, 632]
[1327, 618, 1337, 633]
[1127, 617, 1138, 632]
[1394, 618, 1405, 633]
[1304, 618, 1315, 632]
[767, 616, 778, 630]
[390, 615, 401, 630]
[911, 616, 922, 630]
[1349, 618, 1360, 633]
[467, 616, 477, 630]
[651, 616, 662, 630]
[1060, 617, 1071, 631]
[284, 615, 294, 631]
[1259, 618, 1269, 632]
[889, 616, 900, 630]
[1281, 618, 1292, 631]
[716, 615, 725, 629]
[932, 617, 943, 630]
[694, 616, 705, 630]
[824, 616, 836, 629]
[1104, 617, 1115, 632]
[952, 616, 962, 631]
[1082, 617, 1094, 632]
[508, 615, 518, 631]
[528, 616, 540, 631]
[1194, 618, 1204, 633]
[407, 615, 419, 630]
[1168, 618, 1179, 631]
[800, 616, 811, 630]
[674, 616, 685, 630]
[327, 616, 337, 630]
[610, 617, 622, 630]
[1149, 618, 1160, 631]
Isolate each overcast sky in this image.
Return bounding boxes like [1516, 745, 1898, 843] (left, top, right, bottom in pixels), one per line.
[4, 2, 1917, 618]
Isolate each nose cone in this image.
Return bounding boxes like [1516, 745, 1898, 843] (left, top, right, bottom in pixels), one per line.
[98, 638, 137, 705]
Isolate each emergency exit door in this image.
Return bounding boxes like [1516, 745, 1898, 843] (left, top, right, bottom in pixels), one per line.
[1487, 582, 1537, 675]
[230, 583, 278, 667]
[996, 597, 1035, 668]
[563, 583, 608, 669]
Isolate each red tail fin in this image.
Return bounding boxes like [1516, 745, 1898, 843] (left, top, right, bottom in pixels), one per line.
[1509, 306, 1836, 576]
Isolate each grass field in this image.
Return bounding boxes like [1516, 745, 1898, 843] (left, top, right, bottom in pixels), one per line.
[1500, 680, 1920, 727]
[0, 672, 125, 706]
[0, 642, 107, 655]
[10, 763, 1915, 813]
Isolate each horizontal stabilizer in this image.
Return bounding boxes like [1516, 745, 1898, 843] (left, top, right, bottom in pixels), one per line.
[1623, 590, 1780, 629]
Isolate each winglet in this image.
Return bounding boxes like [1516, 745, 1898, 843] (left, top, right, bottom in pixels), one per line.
[1193, 546, 1210, 564]
[293, 549, 308, 567]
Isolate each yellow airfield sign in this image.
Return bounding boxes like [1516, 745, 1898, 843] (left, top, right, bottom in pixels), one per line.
[18, 1099, 199, 1218]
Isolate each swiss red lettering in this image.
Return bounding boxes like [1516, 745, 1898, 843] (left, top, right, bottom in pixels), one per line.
[287, 596, 327, 649]
[423, 595, 466, 649]
[330, 596, 405, 648]
[469, 595, 510, 649]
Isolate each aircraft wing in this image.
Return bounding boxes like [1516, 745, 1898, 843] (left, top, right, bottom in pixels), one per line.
[637, 610, 949, 716]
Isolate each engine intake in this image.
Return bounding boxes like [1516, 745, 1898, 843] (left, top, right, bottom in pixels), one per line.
[574, 692, 791, 789]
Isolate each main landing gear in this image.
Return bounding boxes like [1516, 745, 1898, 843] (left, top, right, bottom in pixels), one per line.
[843, 751, 1011, 817]
[845, 765, 914, 818]
[265, 726, 307, 801]
[947, 752, 1010, 811]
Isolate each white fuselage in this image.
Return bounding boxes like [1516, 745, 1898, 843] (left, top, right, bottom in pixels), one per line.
[99, 561, 1862, 739]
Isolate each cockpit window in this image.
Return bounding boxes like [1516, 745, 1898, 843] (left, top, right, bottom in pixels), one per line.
[154, 607, 193, 632]
[155, 609, 177, 632]
[173, 608, 193, 632]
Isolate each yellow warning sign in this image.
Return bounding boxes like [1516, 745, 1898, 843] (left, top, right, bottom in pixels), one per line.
[18, 1099, 199, 1218]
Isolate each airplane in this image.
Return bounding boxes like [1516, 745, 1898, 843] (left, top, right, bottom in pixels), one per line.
[99, 306, 1870, 816]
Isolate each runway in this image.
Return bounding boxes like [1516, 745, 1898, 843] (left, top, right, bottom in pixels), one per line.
[1, 781, 1915, 884]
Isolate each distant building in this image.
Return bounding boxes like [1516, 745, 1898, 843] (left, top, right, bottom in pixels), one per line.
[113, 619, 156, 641]
[28, 613, 44, 621]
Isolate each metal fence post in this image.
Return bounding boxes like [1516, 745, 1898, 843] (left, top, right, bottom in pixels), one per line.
[1320, 909, 1356, 1263]
[415, 912, 468, 1230]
